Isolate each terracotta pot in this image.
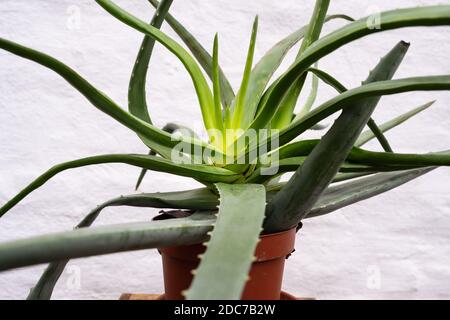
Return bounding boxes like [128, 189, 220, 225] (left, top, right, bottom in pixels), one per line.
[159, 227, 296, 300]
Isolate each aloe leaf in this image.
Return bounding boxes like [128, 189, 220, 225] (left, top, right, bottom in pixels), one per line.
[307, 167, 435, 218]
[246, 75, 450, 160]
[0, 37, 220, 159]
[241, 15, 353, 128]
[27, 188, 218, 299]
[366, 118, 393, 152]
[250, 5, 450, 131]
[96, 0, 222, 135]
[348, 148, 450, 166]
[0, 212, 216, 272]
[300, 67, 393, 151]
[231, 16, 259, 129]
[185, 183, 265, 300]
[135, 122, 199, 190]
[356, 100, 435, 147]
[128, 0, 173, 125]
[264, 41, 410, 233]
[271, 0, 330, 129]
[147, 0, 235, 108]
[296, 66, 320, 120]
[128, 0, 174, 156]
[212, 34, 222, 118]
[0, 154, 240, 217]
[245, 157, 413, 184]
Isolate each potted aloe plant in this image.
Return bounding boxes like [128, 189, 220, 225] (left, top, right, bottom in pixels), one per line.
[1, 0, 450, 300]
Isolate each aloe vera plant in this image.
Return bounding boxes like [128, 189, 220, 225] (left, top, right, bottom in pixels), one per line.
[1, 0, 450, 300]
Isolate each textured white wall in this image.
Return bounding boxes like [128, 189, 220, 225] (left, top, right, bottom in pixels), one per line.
[1, 0, 450, 300]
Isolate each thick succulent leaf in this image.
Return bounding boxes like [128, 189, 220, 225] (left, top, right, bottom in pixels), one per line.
[307, 167, 435, 218]
[147, 0, 235, 107]
[185, 183, 266, 300]
[245, 156, 416, 184]
[250, 5, 450, 131]
[231, 17, 259, 129]
[297, 67, 393, 152]
[296, 66, 319, 120]
[276, 139, 450, 167]
[366, 118, 393, 152]
[241, 14, 353, 128]
[246, 75, 450, 160]
[96, 0, 222, 134]
[27, 188, 218, 299]
[264, 41, 409, 233]
[0, 154, 240, 217]
[128, 0, 173, 125]
[0, 212, 216, 272]
[0, 37, 218, 159]
[135, 122, 199, 190]
[349, 148, 450, 166]
[212, 34, 223, 126]
[271, 0, 330, 129]
[356, 100, 435, 147]
[128, 0, 173, 155]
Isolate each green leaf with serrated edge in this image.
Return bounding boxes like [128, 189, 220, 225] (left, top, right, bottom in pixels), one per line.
[128, 0, 173, 157]
[245, 156, 416, 184]
[231, 16, 258, 129]
[302, 67, 393, 152]
[271, 0, 330, 129]
[0, 212, 216, 272]
[240, 15, 353, 128]
[0, 154, 240, 217]
[128, 0, 172, 125]
[0, 37, 221, 159]
[185, 183, 266, 300]
[356, 100, 435, 147]
[28, 188, 218, 299]
[306, 167, 435, 219]
[235, 75, 450, 166]
[96, 0, 223, 136]
[276, 139, 450, 167]
[147, 0, 235, 108]
[264, 41, 410, 233]
[248, 5, 450, 132]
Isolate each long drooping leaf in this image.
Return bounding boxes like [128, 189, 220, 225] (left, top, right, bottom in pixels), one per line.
[0, 37, 218, 159]
[271, 0, 330, 129]
[249, 5, 450, 131]
[128, 0, 173, 157]
[147, 0, 235, 108]
[245, 157, 419, 184]
[356, 100, 435, 147]
[185, 183, 266, 300]
[307, 167, 435, 218]
[0, 212, 216, 272]
[27, 188, 218, 299]
[128, 0, 173, 125]
[135, 122, 198, 190]
[295, 67, 392, 152]
[231, 17, 259, 129]
[96, 0, 223, 135]
[295, 65, 319, 120]
[0, 154, 240, 217]
[264, 41, 410, 233]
